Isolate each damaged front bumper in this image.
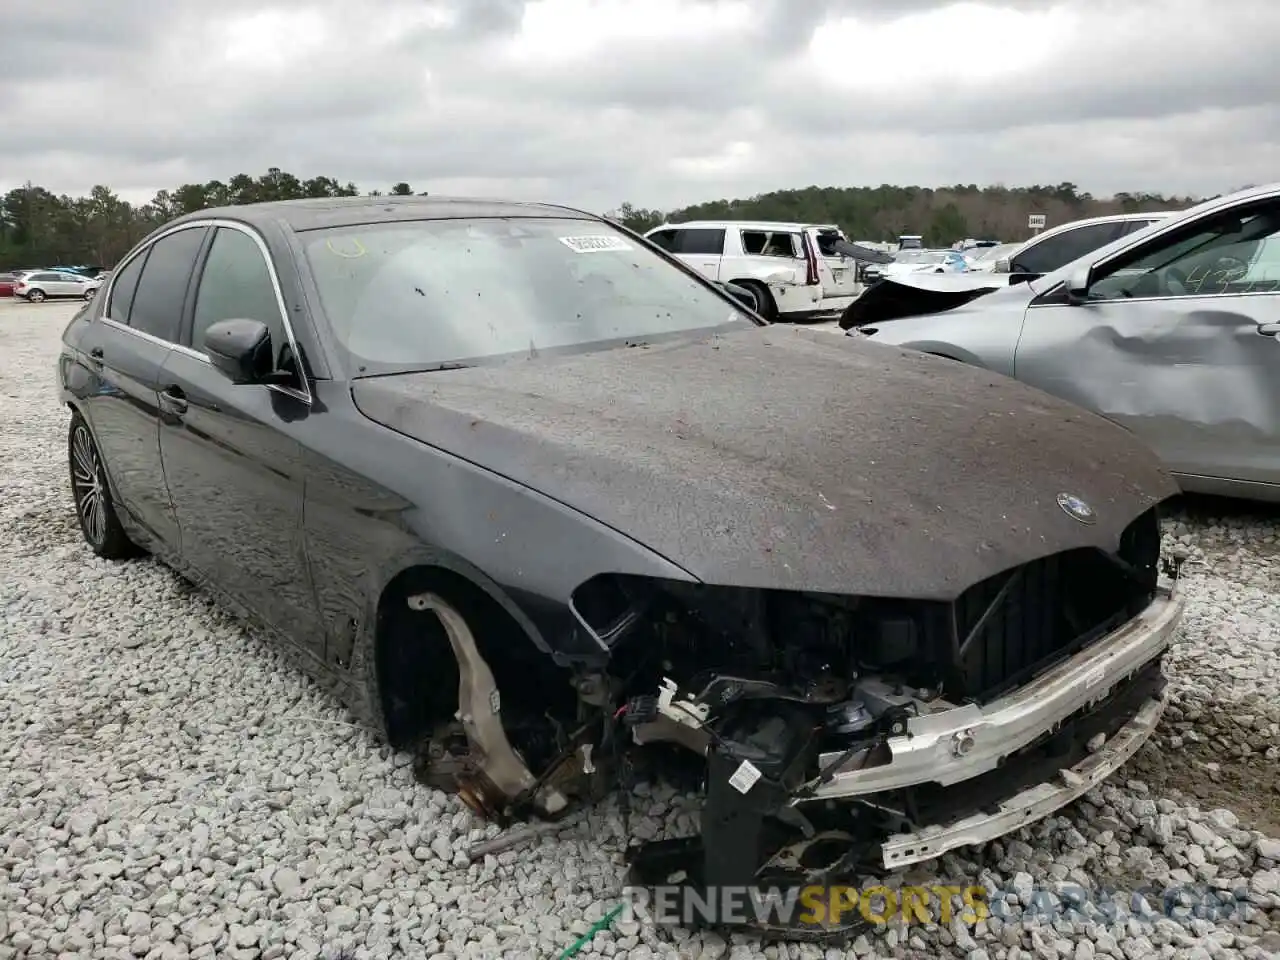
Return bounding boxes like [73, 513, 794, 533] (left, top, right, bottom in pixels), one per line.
[626, 582, 1184, 911]
[811, 584, 1183, 867]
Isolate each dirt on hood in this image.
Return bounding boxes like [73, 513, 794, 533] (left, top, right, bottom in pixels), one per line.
[353, 325, 1179, 600]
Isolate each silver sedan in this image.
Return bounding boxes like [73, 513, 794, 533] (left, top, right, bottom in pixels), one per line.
[855, 182, 1280, 502]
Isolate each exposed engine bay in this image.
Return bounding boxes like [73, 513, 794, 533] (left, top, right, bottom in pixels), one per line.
[408, 508, 1187, 942]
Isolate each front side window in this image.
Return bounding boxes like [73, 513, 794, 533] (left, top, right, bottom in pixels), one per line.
[1013, 222, 1121, 275]
[191, 228, 286, 359]
[301, 217, 753, 372]
[129, 226, 209, 342]
[646, 229, 677, 251]
[1088, 201, 1280, 300]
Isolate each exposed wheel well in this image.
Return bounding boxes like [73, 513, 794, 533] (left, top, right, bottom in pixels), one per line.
[374, 564, 566, 750]
[730, 279, 777, 318]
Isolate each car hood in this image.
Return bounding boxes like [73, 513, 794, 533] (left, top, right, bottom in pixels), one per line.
[351, 327, 1177, 600]
[839, 273, 1034, 328]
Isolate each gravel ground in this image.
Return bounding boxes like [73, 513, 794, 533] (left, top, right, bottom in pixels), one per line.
[2, 300, 1278, 960]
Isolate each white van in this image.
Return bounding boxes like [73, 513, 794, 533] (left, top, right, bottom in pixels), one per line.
[644, 220, 862, 322]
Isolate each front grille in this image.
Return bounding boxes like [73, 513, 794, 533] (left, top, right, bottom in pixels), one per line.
[949, 507, 1161, 701]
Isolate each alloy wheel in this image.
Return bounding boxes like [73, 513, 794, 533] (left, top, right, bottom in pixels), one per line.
[28, 289, 46, 302]
[71, 424, 107, 547]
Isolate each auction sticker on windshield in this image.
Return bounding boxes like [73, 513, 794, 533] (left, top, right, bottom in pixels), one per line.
[559, 235, 633, 253]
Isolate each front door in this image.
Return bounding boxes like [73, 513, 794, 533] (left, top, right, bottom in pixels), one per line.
[157, 224, 324, 652]
[1015, 194, 1280, 487]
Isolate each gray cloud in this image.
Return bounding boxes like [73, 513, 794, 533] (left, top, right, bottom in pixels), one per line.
[2, 0, 1277, 209]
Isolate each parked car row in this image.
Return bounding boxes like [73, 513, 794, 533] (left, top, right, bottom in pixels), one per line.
[56, 194, 1188, 941]
[0, 268, 106, 302]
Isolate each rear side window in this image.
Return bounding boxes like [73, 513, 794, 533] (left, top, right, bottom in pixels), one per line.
[1012, 222, 1122, 275]
[32, 272, 60, 282]
[106, 252, 148, 324]
[191, 228, 284, 358]
[741, 230, 799, 258]
[672, 228, 725, 255]
[129, 226, 208, 342]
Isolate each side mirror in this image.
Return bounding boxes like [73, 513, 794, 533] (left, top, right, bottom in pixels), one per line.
[994, 258, 1011, 273]
[203, 318, 274, 383]
[1064, 267, 1092, 304]
[720, 281, 759, 312]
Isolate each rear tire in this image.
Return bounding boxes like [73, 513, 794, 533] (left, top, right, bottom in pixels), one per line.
[27, 288, 46, 303]
[83, 288, 96, 301]
[68, 412, 141, 560]
[739, 281, 778, 321]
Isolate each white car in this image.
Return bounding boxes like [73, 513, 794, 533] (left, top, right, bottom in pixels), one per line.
[644, 220, 862, 322]
[880, 249, 969, 278]
[965, 242, 1021, 273]
[13, 270, 104, 303]
[988, 212, 1175, 277]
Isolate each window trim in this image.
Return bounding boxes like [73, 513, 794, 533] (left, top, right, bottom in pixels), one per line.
[98, 218, 312, 405]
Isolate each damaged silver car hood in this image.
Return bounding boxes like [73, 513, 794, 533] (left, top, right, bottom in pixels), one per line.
[352, 327, 1178, 600]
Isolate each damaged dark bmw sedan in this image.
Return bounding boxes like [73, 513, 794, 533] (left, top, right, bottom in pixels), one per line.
[58, 196, 1186, 937]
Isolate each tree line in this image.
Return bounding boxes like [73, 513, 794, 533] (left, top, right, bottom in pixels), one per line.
[0, 169, 426, 270]
[0, 166, 1216, 269]
[610, 182, 1209, 246]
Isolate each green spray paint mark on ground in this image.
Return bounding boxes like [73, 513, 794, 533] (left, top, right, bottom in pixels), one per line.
[557, 902, 625, 959]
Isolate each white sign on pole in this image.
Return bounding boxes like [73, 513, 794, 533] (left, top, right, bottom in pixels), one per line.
[1027, 214, 1047, 230]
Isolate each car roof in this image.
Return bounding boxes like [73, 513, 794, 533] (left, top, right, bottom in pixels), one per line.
[165, 195, 599, 233]
[650, 220, 838, 233]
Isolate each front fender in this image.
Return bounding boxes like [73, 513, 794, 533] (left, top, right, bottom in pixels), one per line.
[865, 335, 990, 369]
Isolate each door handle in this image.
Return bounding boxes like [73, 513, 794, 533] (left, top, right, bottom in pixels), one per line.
[159, 386, 188, 417]
[88, 346, 104, 367]
[1258, 322, 1280, 337]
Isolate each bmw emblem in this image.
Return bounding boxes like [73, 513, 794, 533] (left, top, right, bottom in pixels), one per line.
[1057, 492, 1097, 524]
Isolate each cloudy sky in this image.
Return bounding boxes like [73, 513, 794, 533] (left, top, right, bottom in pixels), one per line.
[5, 0, 1278, 211]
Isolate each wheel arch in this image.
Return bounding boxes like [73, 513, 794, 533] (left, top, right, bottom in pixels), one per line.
[367, 558, 565, 750]
[727, 277, 778, 318]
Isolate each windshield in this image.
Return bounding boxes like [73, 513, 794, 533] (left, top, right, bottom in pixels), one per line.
[971, 243, 1016, 263]
[895, 250, 947, 264]
[302, 217, 754, 372]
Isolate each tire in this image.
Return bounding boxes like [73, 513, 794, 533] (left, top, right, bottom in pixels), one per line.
[740, 281, 778, 321]
[68, 412, 140, 559]
[83, 287, 97, 301]
[27, 288, 46, 303]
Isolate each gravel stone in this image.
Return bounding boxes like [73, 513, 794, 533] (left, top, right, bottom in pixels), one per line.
[2, 302, 1278, 959]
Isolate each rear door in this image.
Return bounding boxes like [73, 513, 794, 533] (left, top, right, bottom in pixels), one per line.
[27, 272, 63, 296]
[76, 226, 210, 550]
[156, 223, 324, 651]
[1014, 196, 1280, 487]
[671, 227, 727, 280]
